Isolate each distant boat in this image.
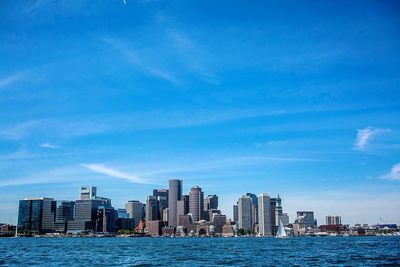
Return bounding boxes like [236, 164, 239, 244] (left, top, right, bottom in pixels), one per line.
[276, 219, 288, 238]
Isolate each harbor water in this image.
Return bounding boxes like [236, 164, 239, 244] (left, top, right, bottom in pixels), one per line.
[0, 236, 399, 266]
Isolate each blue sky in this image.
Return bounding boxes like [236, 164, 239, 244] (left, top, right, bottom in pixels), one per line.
[1, 0, 399, 225]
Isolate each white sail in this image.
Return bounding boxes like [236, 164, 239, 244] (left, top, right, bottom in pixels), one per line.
[276, 219, 287, 238]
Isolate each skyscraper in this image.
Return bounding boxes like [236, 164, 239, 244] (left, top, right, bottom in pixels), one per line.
[238, 195, 253, 231]
[176, 199, 186, 225]
[54, 200, 75, 233]
[258, 193, 271, 236]
[182, 195, 189, 214]
[246, 193, 258, 225]
[168, 179, 182, 227]
[204, 195, 218, 211]
[80, 186, 97, 200]
[233, 204, 238, 225]
[96, 204, 116, 233]
[189, 186, 204, 222]
[125, 200, 143, 227]
[55, 201, 75, 223]
[203, 194, 218, 221]
[41, 198, 56, 233]
[152, 189, 169, 209]
[17, 197, 55, 235]
[146, 196, 159, 222]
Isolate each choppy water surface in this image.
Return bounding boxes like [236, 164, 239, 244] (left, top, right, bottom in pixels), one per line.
[0, 236, 399, 266]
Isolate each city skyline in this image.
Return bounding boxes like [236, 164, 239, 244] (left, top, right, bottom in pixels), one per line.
[1, 1, 400, 226]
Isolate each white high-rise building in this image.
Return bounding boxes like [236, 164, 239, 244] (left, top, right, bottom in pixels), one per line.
[258, 193, 272, 236]
[79, 186, 97, 200]
[325, 215, 341, 225]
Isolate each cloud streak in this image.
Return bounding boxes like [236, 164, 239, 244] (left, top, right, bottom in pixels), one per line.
[0, 72, 25, 89]
[39, 143, 61, 149]
[102, 38, 181, 85]
[80, 163, 154, 184]
[381, 163, 400, 181]
[353, 127, 388, 150]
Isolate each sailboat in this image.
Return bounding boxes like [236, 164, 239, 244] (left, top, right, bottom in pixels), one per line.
[275, 219, 287, 239]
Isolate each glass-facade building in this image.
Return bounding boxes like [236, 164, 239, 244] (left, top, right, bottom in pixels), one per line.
[17, 198, 55, 235]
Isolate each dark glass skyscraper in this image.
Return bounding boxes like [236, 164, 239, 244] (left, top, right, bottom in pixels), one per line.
[204, 195, 218, 210]
[152, 189, 169, 209]
[55, 201, 75, 222]
[67, 199, 110, 233]
[17, 198, 55, 235]
[146, 196, 160, 221]
[53, 200, 75, 233]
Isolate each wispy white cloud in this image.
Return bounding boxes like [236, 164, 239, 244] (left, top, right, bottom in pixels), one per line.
[0, 106, 372, 141]
[166, 29, 220, 85]
[147, 67, 181, 85]
[39, 143, 61, 149]
[0, 165, 83, 187]
[0, 120, 45, 140]
[381, 163, 400, 181]
[353, 127, 389, 150]
[121, 155, 325, 180]
[0, 73, 24, 89]
[102, 37, 181, 85]
[80, 163, 155, 184]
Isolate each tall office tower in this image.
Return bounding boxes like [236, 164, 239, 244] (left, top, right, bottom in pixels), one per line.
[238, 195, 253, 231]
[176, 199, 186, 225]
[17, 197, 55, 235]
[168, 179, 182, 227]
[203, 195, 218, 221]
[96, 204, 116, 233]
[269, 197, 279, 235]
[204, 195, 218, 211]
[146, 196, 160, 222]
[189, 186, 204, 222]
[74, 199, 106, 221]
[233, 204, 239, 225]
[326, 216, 342, 225]
[41, 198, 56, 233]
[182, 195, 190, 214]
[54, 200, 75, 233]
[125, 200, 144, 227]
[152, 189, 169, 209]
[258, 193, 272, 236]
[296, 211, 316, 228]
[55, 201, 75, 222]
[80, 186, 97, 200]
[246, 193, 258, 225]
[67, 198, 110, 233]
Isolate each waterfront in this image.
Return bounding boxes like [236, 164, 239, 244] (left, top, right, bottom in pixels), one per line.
[1, 236, 399, 266]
